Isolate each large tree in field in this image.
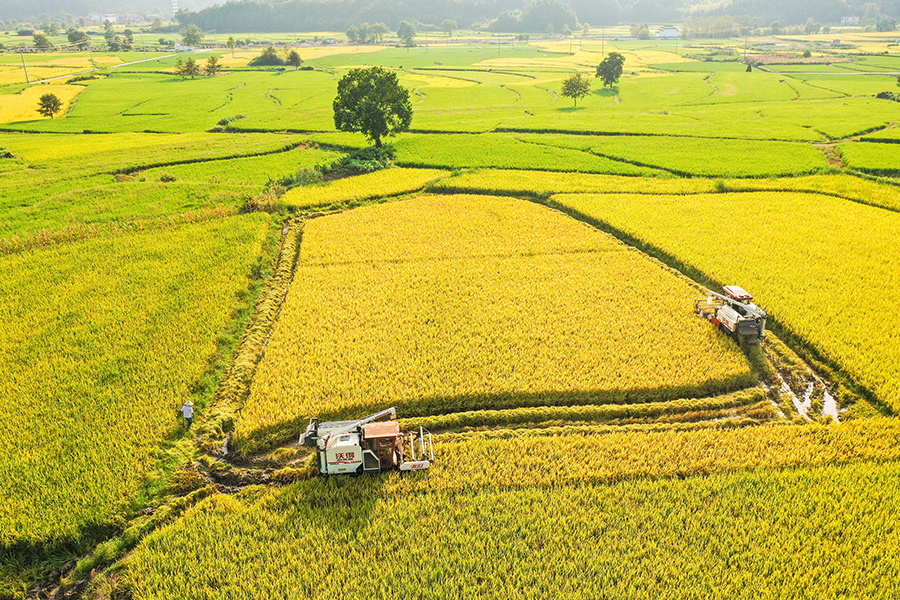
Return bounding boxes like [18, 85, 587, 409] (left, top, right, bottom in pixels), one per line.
[333, 66, 412, 148]
[561, 71, 591, 106]
[596, 51, 625, 88]
[180, 24, 203, 46]
[37, 93, 62, 118]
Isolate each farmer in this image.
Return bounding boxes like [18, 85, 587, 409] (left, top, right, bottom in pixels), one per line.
[181, 400, 194, 430]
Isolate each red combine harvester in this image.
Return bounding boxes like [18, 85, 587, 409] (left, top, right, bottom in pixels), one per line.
[694, 285, 768, 345]
[300, 407, 433, 475]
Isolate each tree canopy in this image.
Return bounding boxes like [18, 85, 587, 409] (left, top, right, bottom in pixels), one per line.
[561, 71, 591, 106]
[333, 66, 412, 148]
[596, 51, 625, 88]
[180, 24, 204, 46]
[37, 93, 62, 118]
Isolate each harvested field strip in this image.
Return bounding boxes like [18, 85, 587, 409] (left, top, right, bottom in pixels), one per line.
[401, 388, 770, 432]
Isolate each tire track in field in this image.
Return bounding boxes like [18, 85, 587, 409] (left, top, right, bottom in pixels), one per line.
[210, 81, 246, 113]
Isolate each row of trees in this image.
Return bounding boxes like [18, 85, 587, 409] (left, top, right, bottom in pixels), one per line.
[174, 56, 224, 79]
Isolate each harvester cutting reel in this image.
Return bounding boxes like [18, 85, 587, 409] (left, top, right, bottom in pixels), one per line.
[694, 285, 767, 345]
[301, 407, 434, 476]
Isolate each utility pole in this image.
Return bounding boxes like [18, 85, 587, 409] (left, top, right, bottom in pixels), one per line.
[601, 29, 605, 58]
[141, 30, 148, 60]
[89, 45, 96, 71]
[20, 51, 30, 84]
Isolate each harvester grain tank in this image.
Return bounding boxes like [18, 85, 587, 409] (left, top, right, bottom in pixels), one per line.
[301, 407, 433, 475]
[694, 285, 767, 345]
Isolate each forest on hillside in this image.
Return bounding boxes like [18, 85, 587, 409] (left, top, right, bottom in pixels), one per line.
[2, 0, 899, 39]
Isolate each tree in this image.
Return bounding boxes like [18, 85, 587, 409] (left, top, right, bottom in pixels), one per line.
[441, 19, 457, 36]
[37, 93, 62, 118]
[397, 21, 416, 46]
[227, 36, 236, 57]
[372, 23, 390, 43]
[333, 66, 412, 148]
[33, 32, 52, 48]
[183, 57, 200, 78]
[175, 56, 201, 79]
[804, 18, 820, 35]
[582, 23, 590, 36]
[103, 20, 114, 43]
[596, 51, 625, 88]
[347, 25, 359, 43]
[287, 50, 302, 69]
[204, 56, 221, 76]
[560, 71, 591, 107]
[66, 28, 88, 44]
[180, 24, 203, 46]
[630, 23, 650, 39]
[876, 16, 897, 32]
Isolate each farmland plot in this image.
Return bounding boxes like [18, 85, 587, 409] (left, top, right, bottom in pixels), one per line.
[235, 195, 753, 453]
[555, 191, 900, 412]
[0, 213, 271, 543]
[127, 430, 900, 600]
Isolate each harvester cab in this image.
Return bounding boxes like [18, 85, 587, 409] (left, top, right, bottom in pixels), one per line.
[694, 285, 767, 345]
[300, 407, 434, 476]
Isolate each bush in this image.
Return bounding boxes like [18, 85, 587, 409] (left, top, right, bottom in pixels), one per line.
[328, 146, 394, 175]
[266, 167, 324, 191]
[159, 172, 176, 182]
[248, 46, 284, 66]
[217, 114, 246, 127]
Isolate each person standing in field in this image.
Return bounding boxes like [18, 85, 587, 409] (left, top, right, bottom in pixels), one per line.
[181, 400, 194, 430]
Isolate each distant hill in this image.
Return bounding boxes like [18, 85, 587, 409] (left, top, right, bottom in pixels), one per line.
[2, 0, 897, 31]
[0, 0, 219, 22]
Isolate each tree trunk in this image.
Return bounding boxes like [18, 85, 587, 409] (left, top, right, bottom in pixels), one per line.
[374, 136, 382, 148]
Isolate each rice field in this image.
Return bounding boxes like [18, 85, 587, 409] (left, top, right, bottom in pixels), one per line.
[555, 191, 900, 412]
[3, 34, 900, 599]
[235, 194, 754, 454]
[0, 213, 271, 543]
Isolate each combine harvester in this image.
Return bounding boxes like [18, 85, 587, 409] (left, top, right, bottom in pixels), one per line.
[694, 285, 768, 345]
[301, 407, 433, 475]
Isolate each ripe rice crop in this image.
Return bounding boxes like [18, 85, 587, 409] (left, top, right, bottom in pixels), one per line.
[555, 191, 900, 412]
[431, 170, 900, 212]
[0, 84, 85, 123]
[126, 421, 900, 600]
[280, 168, 448, 208]
[235, 195, 753, 453]
[0, 213, 271, 544]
